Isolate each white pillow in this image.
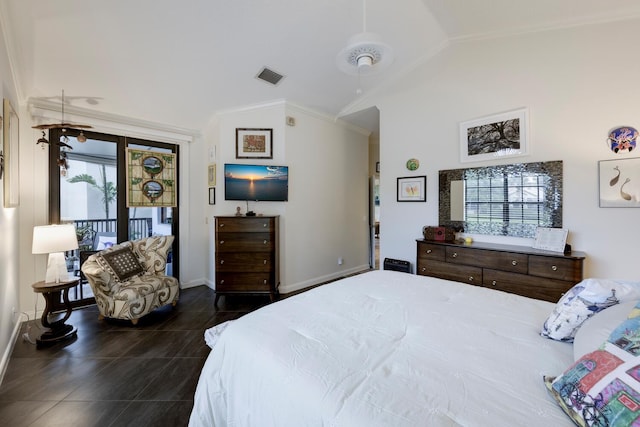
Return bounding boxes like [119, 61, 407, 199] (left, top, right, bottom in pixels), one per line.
[572, 300, 638, 361]
[541, 278, 640, 342]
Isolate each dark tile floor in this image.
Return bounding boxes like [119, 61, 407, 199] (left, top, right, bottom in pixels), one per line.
[0, 286, 271, 427]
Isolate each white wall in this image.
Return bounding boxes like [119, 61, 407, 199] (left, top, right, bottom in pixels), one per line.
[0, 15, 21, 381]
[371, 19, 640, 279]
[204, 101, 370, 293]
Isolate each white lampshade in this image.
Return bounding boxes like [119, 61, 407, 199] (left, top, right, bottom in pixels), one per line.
[32, 224, 79, 283]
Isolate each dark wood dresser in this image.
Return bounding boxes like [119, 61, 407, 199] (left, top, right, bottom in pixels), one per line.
[215, 216, 280, 304]
[416, 239, 585, 302]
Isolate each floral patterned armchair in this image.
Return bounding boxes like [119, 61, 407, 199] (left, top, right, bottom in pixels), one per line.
[81, 235, 179, 324]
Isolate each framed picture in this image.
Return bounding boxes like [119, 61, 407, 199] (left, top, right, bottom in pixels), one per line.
[599, 157, 640, 207]
[236, 128, 273, 159]
[3, 98, 19, 207]
[208, 163, 216, 186]
[397, 176, 426, 202]
[533, 227, 568, 253]
[375, 161, 380, 173]
[459, 108, 528, 163]
[209, 187, 216, 205]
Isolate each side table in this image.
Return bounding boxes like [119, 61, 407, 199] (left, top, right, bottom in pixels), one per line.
[31, 279, 79, 346]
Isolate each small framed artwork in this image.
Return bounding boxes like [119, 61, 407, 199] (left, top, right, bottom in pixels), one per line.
[375, 161, 380, 173]
[209, 187, 216, 205]
[599, 157, 640, 207]
[208, 163, 216, 186]
[236, 128, 273, 159]
[459, 107, 528, 163]
[397, 176, 426, 202]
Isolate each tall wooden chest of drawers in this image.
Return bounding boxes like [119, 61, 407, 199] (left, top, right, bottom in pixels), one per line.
[416, 239, 585, 302]
[215, 216, 279, 304]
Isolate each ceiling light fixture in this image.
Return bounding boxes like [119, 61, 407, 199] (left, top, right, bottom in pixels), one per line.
[336, 0, 394, 78]
[32, 89, 92, 147]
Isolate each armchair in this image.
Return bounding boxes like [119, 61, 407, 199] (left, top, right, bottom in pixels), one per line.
[81, 235, 179, 324]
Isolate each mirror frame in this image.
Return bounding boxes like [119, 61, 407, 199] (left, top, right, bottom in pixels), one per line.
[3, 98, 19, 208]
[438, 160, 563, 238]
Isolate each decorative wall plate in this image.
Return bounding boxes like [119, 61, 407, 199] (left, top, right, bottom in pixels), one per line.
[607, 126, 637, 153]
[406, 158, 419, 171]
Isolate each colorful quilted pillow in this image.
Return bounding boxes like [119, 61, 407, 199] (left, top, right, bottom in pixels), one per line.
[541, 278, 640, 342]
[544, 301, 640, 426]
[95, 246, 144, 282]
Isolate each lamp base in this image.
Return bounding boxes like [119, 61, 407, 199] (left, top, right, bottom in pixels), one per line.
[45, 252, 70, 283]
[36, 324, 77, 346]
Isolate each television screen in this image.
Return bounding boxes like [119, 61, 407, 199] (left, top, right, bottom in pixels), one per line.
[224, 164, 289, 201]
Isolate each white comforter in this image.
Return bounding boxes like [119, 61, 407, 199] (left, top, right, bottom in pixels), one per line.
[189, 270, 574, 426]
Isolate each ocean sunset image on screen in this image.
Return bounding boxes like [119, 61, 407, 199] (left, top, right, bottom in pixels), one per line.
[224, 164, 289, 201]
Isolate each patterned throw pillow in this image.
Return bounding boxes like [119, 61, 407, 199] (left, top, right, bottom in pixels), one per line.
[544, 301, 640, 426]
[541, 278, 640, 342]
[95, 246, 144, 282]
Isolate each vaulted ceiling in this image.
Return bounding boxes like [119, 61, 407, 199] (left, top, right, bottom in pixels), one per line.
[1, 0, 639, 134]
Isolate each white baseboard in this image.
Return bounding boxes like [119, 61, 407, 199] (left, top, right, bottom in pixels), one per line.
[279, 264, 370, 294]
[0, 316, 26, 387]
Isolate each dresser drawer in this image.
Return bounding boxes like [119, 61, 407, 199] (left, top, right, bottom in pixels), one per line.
[483, 269, 574, 302]
[529, 255, 583, 282]
[216, 217, 275, 233]
[216, 273, 274, 292]
[417, 242, 446, 262]
[216, 253, 273, 272]
[445, 247, 528, 274]
[216, 232, 275, 252]
[418, 259, 482, 286]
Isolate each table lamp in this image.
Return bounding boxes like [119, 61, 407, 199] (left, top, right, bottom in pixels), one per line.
[32, 224, 79, 283]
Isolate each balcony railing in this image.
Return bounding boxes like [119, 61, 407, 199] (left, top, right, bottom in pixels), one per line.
[68, 218, 153, 250]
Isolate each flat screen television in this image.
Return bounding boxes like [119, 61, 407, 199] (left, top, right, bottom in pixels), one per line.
[224, 164, 289, 201]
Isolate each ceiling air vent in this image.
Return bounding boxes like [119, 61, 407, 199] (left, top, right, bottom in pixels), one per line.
[256, 67, 285, 86]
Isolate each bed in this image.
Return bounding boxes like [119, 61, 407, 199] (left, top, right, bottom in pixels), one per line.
[189, 270, 593, 426]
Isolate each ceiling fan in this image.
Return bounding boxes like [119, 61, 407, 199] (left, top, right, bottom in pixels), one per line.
[32, 89, 92, 147]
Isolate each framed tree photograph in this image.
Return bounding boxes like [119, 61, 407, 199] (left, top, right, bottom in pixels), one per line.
[459, 108, 528, 163]
[236, 128, 273, 159]
[209, 187, 216, 205]
[397, 176, 426, 202]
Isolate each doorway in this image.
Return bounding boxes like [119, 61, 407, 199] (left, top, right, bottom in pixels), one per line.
[48, 128, 179, 309]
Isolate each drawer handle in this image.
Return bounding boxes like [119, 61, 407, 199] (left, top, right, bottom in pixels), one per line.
[426, 249, 432, 254]
[511, 260, 517, 266]
[468, 276, 474, 282]
[220, 223, 225, 227]
[492, 280, 497, 286]
[220, 260, 224, 264]
[219, 240, 225, 244]
[263, 279, 267, 284]
[421, 267, 426, 272]
[263, 259, 267, 264]
[263, 223, 268, 228]
[220, 279, 224, 284]
[452, 252, 458, 258]
[263, 240, 268, 244]
[551, 265, 558, 271]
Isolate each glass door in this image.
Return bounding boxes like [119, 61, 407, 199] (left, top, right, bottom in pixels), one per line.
[48, 129, 179, 310]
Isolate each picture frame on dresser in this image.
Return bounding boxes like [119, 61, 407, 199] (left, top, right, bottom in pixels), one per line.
[397, 176, 426, 202]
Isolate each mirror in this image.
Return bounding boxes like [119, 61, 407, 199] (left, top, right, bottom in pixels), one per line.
[439, 160, 563, 238]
